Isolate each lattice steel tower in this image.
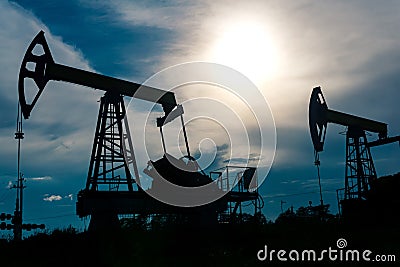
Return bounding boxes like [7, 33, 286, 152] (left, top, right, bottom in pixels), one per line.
[86, 91, 140, 192]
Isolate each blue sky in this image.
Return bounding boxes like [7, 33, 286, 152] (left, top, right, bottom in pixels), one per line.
[1, 0, 400, 234]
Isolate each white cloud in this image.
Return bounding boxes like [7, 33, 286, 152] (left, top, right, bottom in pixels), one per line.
[80, 0, 210, 73]
[43, 194, 62, 202]
[42, 193, 73, 202]
[81, 0, 206, 31]
[29, 176, 52, 181]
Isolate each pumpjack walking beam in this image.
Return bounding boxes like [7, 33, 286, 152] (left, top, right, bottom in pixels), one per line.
[18, 31, 179, 121]
[309, 86, 387, 154]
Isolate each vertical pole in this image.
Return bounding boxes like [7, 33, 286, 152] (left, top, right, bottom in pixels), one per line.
[254, 197, 258, 216]
[336, 189, 341, 218]
[159, 127, 167, 154]
[180, 115, 191, 158]
[314, 151, 324, 206]
[345, 132, 351, 200]
[122, 114, 141, 191]
[86, 97, 105, 190]
[91, 96, 109, 191]
[14, 103, 24, 241]
[354, 136, 363, 200]
[226, 167, 229, 191]
[20, 173, 23, 222]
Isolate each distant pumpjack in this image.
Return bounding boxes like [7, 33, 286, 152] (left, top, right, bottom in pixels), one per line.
[308, 86, 400, 219]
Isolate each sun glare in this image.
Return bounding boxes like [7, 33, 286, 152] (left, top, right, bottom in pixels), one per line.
[209, 21, 278, 84]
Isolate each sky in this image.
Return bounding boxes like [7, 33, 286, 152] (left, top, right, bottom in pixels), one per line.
[1, 0, 400, 235]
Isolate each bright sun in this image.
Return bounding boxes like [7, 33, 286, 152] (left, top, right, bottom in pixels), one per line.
[209, 21, 278, 84]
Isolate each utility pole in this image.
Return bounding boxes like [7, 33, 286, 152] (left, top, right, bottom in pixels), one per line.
[13, 103, 25, 241]
[11, 174, 24, 241]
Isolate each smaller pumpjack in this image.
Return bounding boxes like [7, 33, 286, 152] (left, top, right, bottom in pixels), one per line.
[309, 86, 400, 222]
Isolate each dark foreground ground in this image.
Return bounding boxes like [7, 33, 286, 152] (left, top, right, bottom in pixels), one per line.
[0, 221, 399, 267]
